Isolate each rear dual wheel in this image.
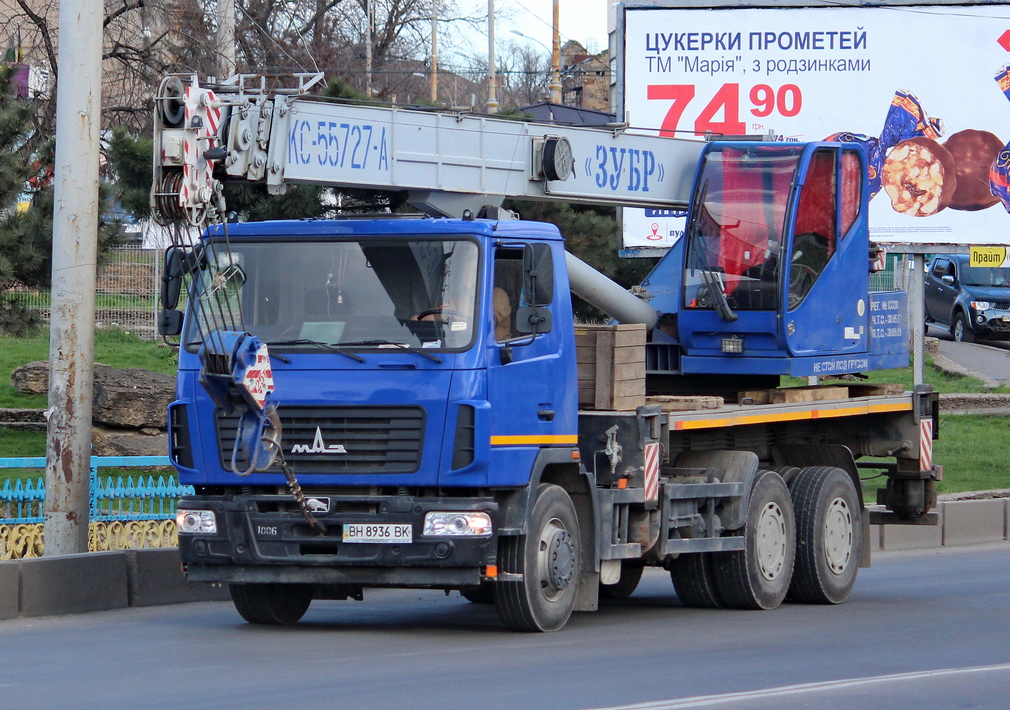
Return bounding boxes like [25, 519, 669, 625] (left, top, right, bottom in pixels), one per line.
[788, 466, 861, 604]
[672, 470, 795, 610]
[712, 470, 796, 610]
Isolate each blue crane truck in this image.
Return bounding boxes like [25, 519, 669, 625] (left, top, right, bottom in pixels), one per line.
[155, 75, 939, 631]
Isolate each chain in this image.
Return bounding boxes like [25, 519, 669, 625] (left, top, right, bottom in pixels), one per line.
[277, 454, 327, 535]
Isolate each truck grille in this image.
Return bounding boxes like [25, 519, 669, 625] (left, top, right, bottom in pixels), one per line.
[216, 406, 425, 474]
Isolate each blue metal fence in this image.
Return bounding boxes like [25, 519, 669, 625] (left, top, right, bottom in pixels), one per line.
[0, 456, 192, 524]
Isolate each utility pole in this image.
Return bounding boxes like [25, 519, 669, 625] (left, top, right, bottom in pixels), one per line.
[217, 0, 236, 78]
[487, 0, 498, 112]
[45, 0, 103, 555]
[549, 0, 562, 103]
[366, 0, 374, 97]
[430, 0, 438, 103]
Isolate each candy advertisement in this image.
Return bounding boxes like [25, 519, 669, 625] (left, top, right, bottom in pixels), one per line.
[620, 5, 1010, 249]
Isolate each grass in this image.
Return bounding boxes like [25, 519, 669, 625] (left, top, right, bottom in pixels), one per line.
[859, 414, 1010, 503]
[783, 356, 1010, 395]
[0, 328, 178, 409]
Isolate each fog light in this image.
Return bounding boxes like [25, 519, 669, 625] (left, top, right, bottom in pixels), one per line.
[423, 512, 492, 537]
[721, 336, 743, 353]
[176, 508, 217, 534]
[977, 314, 986, 324]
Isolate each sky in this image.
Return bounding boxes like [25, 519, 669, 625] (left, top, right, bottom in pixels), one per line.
[459, 0, 609, 57]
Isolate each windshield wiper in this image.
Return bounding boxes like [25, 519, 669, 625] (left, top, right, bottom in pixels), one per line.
[337, 339, 443, 363]
[266, 339, 366, 363]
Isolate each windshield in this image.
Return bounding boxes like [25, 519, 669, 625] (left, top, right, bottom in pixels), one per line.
[962, 264, 1010, 288]
[185, 237, 480, 352]
[683, 145, 802, 311]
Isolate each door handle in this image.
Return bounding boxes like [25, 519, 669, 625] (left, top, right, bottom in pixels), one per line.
[537, 409, 555, 422]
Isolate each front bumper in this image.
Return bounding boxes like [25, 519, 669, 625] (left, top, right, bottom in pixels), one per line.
[178, 492, 499, 588]
[976, 310, 1010, 338]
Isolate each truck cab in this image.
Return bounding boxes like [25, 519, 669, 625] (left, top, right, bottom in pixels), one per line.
[169, 217, 590, 628]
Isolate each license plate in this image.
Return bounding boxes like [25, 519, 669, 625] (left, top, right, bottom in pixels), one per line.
[1002, 315, 1010, 322]
[343, 523, 412, 544]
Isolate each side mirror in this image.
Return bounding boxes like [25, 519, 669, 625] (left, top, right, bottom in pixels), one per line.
[941, 274, 954, 286]
[515, 305, 553, 335]
[523, 243, 554, 307]
[161, 246, 188, 310]
[158, 309, 184, 336]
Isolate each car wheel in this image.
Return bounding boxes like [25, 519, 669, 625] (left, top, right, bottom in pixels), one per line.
[952, 312, 975, 343]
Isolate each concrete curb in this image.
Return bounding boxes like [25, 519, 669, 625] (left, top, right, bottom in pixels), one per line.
[869, 498, 1010, 552]
[0, 548, 229, 621]
[931, 353, 1000, 390]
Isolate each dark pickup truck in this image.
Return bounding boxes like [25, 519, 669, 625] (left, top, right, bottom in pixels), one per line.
[924, 254, 1010, 342]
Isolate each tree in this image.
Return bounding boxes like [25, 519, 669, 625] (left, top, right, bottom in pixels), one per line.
[0, 66, 121, 335]
[505, 199, 658, 320]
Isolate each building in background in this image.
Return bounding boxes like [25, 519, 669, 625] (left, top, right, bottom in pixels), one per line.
[560, 40, 609, 111]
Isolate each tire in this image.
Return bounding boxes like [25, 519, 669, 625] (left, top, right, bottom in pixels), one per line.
[495, 484, 581, 632]
[788, 466, 861, 604]
[670, 553, 724, 608]
[461, 582, 495, 604]
[600, 562, 644, 600]
[229, 583, 314, 625]
[952, 312, 975, 343]
[768, 465, 802, 487]
[712, 470, 795, 610]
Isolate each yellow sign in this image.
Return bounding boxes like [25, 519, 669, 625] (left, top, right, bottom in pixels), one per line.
[969, 246, 1010, 268]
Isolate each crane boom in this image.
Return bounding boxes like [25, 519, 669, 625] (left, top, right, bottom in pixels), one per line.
[151, 73, 706, 225]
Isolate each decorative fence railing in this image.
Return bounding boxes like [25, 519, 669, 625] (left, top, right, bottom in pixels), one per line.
[0, 456, 190, 524]
[0, 456, 191, 559]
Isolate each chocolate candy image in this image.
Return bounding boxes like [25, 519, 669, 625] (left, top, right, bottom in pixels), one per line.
[881, 137, 957, 216]
[943, 129, 1003, 211]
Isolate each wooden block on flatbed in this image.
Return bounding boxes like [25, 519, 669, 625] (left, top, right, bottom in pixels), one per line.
[768, 385, 849, 404]
[847, 383, 905, 397]
[646, 395, 724, 411]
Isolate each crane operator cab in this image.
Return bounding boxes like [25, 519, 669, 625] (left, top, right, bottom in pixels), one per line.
[642, 141, 908, 384]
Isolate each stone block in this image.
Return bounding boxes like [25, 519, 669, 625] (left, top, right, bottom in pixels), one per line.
[127, 549, 229, 607]
[878, 517, 943, 551]
[20, 551, 129, 617]
[0, 560, 20, 619]
[942, 499, 1006, 546]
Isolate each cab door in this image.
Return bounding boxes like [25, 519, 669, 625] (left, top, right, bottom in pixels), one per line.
[485, 243, 575, 487]
[785, 146, 869, 357]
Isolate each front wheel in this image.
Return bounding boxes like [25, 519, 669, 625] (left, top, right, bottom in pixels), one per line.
[952, 312, 975, 342]
[712, 470, 795, 610]
[788, 466, 861, 604]
[229, 583, 314, 625]
[495, 484, 581, 632]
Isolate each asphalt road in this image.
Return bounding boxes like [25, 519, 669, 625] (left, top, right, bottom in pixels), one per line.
[2, 545, 1009, 710]
[926, 325, 1010, 385]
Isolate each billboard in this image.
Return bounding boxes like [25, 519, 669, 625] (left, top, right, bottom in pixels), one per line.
[619, 4, 1010, 249]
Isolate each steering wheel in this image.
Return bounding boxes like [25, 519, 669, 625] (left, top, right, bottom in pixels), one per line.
[789, 263, 817, 304]
[415, 308, 466, 321]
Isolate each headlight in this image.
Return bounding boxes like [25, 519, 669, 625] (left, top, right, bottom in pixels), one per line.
[970, 300, 992, 311]
[176, 508, 217, 534]
[423, 511, 492, 537]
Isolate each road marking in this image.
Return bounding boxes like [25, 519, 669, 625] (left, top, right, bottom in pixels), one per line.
[586, 663, 1010, 709]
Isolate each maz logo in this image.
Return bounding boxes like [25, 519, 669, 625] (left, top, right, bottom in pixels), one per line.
[291, 426, 348, 455]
